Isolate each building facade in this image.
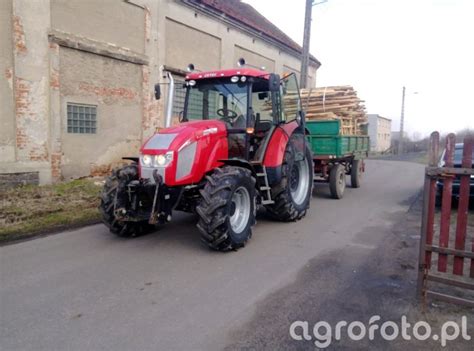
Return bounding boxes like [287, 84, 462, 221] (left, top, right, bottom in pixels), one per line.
[0, 0, 320, 184]
[367, 114, 392, 152]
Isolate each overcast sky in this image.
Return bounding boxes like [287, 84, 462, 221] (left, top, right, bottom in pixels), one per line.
[244, 0, 474, 139]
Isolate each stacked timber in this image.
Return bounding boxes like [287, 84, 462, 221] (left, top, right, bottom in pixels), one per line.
[285, 86, 368, 135]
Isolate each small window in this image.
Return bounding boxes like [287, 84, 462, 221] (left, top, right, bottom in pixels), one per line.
[67, 103, 97, 134]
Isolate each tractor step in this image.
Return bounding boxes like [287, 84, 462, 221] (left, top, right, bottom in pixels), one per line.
[253, 164, 274, 205]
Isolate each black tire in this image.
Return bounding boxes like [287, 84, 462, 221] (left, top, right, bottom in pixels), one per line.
[196, 166, 256, 251]
[266, 143, 313, 221]
[329, 164, 346, 199]
[351, 159, 362, 188]
[99, 164, 153, 237]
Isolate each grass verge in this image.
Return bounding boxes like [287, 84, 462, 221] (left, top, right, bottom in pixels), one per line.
[0, 179, 103, 244]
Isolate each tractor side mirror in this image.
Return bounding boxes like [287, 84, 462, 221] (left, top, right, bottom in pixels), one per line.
[268, 73, 280, 92]
[297, 110, 305, 126]
[154, 84, 161, 100]
[178, 111, 185, 123]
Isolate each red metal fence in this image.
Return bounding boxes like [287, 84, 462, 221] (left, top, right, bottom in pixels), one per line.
[417, 132, 474, 307]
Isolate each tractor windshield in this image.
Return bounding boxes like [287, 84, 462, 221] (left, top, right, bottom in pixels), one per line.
[184, 79, 248, 127]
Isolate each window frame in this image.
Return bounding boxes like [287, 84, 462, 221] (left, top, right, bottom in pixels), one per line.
[66, 102, 97, 134]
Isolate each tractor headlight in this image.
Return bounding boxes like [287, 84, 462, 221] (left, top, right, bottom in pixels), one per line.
[141, 151, 173, 168]
[156, 154, 166, 166]
[142, 154, 152, 167]
[154, 151, 173, 167]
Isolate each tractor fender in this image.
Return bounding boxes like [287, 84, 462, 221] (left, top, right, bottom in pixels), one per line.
[217, 159, 256, 175]
[202, 136, 229, 175]
[262, 120, 300, 168]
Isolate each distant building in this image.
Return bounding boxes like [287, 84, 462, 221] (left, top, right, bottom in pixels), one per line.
[0, 0, 320, 185]
[367, 114, 392, 152]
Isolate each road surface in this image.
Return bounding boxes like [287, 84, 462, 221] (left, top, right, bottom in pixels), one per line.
[1, 160, 425, 350]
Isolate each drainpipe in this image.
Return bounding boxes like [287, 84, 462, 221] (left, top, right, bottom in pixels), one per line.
[165, 72, 174, 128]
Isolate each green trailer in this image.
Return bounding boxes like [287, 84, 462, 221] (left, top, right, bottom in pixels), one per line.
[306, 120, 370, 199]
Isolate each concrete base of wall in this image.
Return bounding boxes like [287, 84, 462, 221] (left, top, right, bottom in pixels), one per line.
[0, 171, 39, 190]
[0, 162, 52, 185]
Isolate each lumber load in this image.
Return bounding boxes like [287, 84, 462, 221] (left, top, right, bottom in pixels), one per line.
[284, 86, 368, 135]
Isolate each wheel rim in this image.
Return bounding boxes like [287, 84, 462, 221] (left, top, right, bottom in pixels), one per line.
[229, 186, 251, 234]
[339, 168, 346, 191]
[290, 158, 310, 205]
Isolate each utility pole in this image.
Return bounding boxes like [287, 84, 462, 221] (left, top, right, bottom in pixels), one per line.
[300, 0, 327, 89]
[300, 0, 313, 89]
[398, 86, 406, 155]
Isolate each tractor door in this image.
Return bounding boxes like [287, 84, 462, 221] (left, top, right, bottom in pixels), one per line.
[280, 73, 306, 162]
[257, 73, 306, 169]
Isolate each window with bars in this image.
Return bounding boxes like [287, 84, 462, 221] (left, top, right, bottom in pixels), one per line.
[67, 103, 97, 134]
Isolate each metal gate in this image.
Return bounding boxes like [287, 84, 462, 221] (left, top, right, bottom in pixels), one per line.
[417, 132, 474, 307]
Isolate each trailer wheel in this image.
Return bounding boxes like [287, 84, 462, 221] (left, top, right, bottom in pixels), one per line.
[266, 143, 313, 221]
[329, 164, 346, 199]
[350, 159, 363, 188]
[196, 166, 256, 251]
[99, 164, 153, 237]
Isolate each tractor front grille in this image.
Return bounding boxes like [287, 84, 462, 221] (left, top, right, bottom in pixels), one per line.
[141, 166, 165, 184]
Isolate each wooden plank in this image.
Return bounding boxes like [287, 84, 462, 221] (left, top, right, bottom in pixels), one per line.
[417, 176, 432, 298]
[454, 137, 473, 275]
[426, 167, 474, 176]
[472, 237, 474, 279]
[438, 134, 456, 273]
[426, 273, 474, 290]
[298, 85, 367, 136]
[426, 290, 474, 307]
[426, 132, 440, 269]
[426, 245, 474, 259]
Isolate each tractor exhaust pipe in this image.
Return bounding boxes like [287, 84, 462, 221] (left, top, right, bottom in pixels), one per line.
[165, 72, 174, 128]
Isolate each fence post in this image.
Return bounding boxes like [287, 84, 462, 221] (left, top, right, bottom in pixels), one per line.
[417, 131, 439, 299]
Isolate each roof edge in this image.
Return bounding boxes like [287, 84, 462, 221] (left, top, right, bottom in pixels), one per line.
[180, 0, 321, 68]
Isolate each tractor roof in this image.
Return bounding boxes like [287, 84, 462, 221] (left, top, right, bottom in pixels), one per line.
[186, 68, 269, 81]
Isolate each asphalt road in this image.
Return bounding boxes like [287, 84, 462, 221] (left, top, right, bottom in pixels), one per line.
[1, 160, 425, 351]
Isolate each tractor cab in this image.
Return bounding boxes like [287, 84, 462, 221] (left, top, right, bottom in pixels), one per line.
[183, 67, 304, 163]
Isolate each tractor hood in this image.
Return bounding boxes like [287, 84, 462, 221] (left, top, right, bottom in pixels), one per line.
[139, 120, 229, 186]
[140, 120, 227, 154]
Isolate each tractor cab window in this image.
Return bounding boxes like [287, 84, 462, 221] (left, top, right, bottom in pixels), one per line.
[281, 73, 301, 122]
[251, 79, 275, 136]
[185, 80, 248, 129]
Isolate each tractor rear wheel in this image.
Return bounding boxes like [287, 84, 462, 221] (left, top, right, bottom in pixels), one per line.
[99, 164, 153, 237]
[196, 166, 256, 251]
[266, 143, 313, 221]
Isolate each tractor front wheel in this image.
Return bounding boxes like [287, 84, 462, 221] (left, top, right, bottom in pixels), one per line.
[196, 166, 256, 251]
[99, 164, 153, 237]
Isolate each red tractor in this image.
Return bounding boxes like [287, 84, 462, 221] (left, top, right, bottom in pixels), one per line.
[100, 60, 313, 251]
